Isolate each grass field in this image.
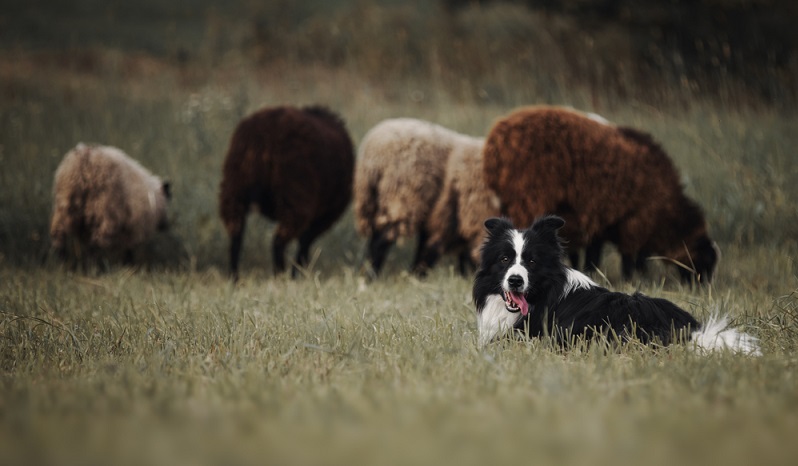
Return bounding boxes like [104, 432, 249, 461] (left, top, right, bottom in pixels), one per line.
[2, 1, 798, 465]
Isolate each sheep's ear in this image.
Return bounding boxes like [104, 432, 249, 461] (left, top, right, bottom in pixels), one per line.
[162, 181, 172, 200]
[484, 217, 514, 236]
[531, 215, 565, 234]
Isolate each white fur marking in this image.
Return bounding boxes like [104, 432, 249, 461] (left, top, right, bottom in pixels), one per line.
[585, 112, 611, 125]
[560, 268, 597, 300]
[503, 230, 528, 291]
[509, 229, 525, 262]
[478, 294, 521, 347]
[691, 314, 761, 356]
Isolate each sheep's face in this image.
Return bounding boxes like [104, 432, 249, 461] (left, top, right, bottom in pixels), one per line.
[157, 216, 169, 231]
[156, 181, 171, 231]
[676, 235, 720, 284]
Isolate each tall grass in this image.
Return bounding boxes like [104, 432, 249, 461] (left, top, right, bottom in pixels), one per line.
[2, 267, 797, 465]
[1, 1, 798, 465]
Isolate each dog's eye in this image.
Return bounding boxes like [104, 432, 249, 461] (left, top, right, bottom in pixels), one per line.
[500, 256, 509, 263]
[528, 258, 535, 265]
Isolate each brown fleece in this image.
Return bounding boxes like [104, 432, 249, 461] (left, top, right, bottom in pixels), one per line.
[483, 105, 714, 274]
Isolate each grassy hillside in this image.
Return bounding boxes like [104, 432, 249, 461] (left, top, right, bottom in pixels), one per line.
[1, 1, 797, 465]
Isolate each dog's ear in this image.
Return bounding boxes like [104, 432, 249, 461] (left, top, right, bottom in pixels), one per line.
[532, 215, 565, 233]
[484, 217, 514, 236]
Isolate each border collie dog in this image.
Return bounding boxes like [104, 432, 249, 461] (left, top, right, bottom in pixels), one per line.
[473, 216, 760, 354]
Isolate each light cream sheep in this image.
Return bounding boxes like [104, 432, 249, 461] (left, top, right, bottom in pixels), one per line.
[49, 143, 170, 264]
[354, 118, 481, 276]
[420, 137, 500, 274]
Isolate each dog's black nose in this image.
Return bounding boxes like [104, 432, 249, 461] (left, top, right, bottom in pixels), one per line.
[507, 275, 524, 289]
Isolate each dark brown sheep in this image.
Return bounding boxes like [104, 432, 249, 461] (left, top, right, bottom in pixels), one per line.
[483, 105, 719, 283]
[219, 105, 354, 280]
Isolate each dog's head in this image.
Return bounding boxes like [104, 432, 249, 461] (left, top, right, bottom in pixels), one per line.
[475, 215, 566, 315]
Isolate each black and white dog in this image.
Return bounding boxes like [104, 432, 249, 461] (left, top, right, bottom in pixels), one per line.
[473, 216, 760, 354]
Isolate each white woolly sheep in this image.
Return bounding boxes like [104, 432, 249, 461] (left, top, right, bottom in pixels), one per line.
[49, 143, 171, 265]
[354, 118, 482, 276]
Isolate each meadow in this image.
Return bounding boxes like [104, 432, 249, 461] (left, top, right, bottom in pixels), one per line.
[2, 1, 798, 465]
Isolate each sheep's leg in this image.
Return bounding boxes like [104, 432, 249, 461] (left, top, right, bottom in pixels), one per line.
[584, 240, 604, 271]
[367, 230, 392, 277]
[293, 229, 320, 278]
[635, 254, 648, 274]
[411, 229, 431, 275]
[413, 232, 441, 277]
[123, 248, 135, 266]
[85, 244, 108, 275]
[621, 254, 636, 280]
[272, 226, 293, 276]
[51, 241, 69, 265]
[457, 249, 475, 276]
[568, 251, 582, 270]
[221, 189, 251, 281]
[57, 238, 80, 271]
[414, 241, 441, 277]
[272, 236, 287, 275]
[228, 226, 245, 282]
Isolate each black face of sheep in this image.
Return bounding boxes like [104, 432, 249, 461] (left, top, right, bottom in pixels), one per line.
[162, 181, 172, 200]
[219, 105, 354, 281]
[676, 235, 720, 284]
[158, 181, 172, 231]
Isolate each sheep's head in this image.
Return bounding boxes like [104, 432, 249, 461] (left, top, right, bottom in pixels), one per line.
[669, 198, 718, 284]
[156, 180, 171, 231]
[162, 181, 172, 201]
[675, 235, 720, 284]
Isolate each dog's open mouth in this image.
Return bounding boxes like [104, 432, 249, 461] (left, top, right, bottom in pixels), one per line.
[503, 290, 529, 316]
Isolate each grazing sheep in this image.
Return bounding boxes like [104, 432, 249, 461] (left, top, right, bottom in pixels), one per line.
[353, 118, 482, 276]
[419, 137, 500, 275]
[219, 105, 354, 280]
[49, 143, 171, 265]
[483, 105, 719, 283]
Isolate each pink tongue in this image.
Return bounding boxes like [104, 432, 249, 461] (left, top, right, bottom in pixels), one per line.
[508, 292, 529, 316]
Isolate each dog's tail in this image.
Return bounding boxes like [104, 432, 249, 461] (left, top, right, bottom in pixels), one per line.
[691, 314, 761, 356]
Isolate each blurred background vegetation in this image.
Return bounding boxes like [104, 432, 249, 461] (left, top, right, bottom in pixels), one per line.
[3, 0, 795, 106]
[0, 0, 796, 277]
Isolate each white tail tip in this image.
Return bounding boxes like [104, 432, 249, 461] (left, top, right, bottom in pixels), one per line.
[691, 314, 761, 356]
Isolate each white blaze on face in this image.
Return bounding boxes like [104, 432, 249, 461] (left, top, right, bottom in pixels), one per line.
[502, 229, 528, 292]
[477, 227, 534, 347]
